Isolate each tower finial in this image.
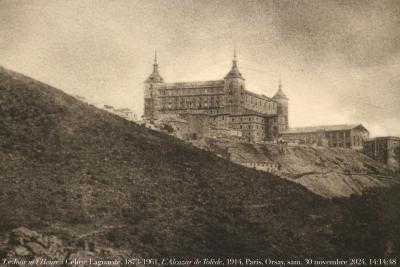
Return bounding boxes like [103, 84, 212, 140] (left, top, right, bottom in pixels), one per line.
[279, 76, 282, 90]
[234, 46, 237, 61]
[152, 49, 159, 74]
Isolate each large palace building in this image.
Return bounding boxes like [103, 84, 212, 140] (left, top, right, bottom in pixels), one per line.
[143, 51, 288, 142]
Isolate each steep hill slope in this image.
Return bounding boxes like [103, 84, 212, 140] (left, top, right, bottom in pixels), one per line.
[0, 67, 399, 259]
[194, 139, 398, 198]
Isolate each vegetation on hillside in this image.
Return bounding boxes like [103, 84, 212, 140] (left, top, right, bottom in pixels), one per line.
[0, 67, 399, 259]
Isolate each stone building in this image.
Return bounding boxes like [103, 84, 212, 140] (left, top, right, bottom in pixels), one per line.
[143, 50, 288, 142]
[363, 136, 400, 170]
[279, 124, 369, 150]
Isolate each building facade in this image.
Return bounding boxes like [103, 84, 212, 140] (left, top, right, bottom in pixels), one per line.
[279, 124, 369, 150]
[363, 136, 400, 170]
[143, 51, 288, 142]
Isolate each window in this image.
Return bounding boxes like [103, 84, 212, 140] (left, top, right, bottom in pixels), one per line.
[229, 83, 234, 94]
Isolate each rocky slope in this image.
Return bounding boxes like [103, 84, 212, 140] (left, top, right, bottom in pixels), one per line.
[0, 66, 399, 260]
[193, 138, 398, 198]
[0, 227, 133, 266]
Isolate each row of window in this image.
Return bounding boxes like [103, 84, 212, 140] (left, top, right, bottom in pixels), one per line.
[209, 115, 267, 123]
[158, 87, 223, 96]
[157, 89, 277, 112]
[162, 102, 221, 109]
[209, 122, 265, 131]
[325, 131, 350, 138]
[230, 116, 265, 123]
[245, 97, 277, 114]
[226, 93, 277, 111]
[161, 95, 223, 102]
[237, 124, 265, 130]
[159, 99, 277, 117]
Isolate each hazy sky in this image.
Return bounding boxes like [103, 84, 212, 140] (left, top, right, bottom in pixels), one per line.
[0, 0, 399, 136]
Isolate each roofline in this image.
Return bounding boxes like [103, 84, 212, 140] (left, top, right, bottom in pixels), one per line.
[280, 124, 369, 135]
[244, 89, 274, 101]
[355, 124, 369, 133]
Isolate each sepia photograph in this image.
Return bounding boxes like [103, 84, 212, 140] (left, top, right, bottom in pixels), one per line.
[0, 0, 399, 266]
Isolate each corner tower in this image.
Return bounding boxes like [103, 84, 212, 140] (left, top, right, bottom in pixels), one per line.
[143, 51, 164, 121]
[272, 79, 289, 131]
[224, 49, 245, 113]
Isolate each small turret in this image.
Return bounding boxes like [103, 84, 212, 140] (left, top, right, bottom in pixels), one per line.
[143, 50, 164, 121]
[272, 79, 289, 131]
[272, 79, 288, 101]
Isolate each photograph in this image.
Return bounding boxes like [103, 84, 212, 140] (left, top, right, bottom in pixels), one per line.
[0, 0, 399, 266]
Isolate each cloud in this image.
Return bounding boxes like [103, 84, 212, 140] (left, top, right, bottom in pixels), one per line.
[271, 0, 400, 68]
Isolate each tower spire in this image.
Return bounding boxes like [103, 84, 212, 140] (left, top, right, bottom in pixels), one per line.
[232, 47, 238, 69]
[153, 49, 159, 73]
[225, 46, 243, 79]
[145, 50, 164, 83]
[279, 76, 282, 91]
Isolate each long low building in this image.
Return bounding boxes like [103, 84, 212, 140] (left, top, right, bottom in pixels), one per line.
[279, 124, 369, 150]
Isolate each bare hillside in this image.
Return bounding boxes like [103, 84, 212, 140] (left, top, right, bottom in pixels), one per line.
[193, 138, 398, 198]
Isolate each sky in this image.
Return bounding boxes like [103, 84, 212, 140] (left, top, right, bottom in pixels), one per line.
[0, 0, 399, 137]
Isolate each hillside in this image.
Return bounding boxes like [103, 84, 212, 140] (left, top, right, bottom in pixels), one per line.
[193, 138, 398, 198]
[0, 66, 399, 260]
